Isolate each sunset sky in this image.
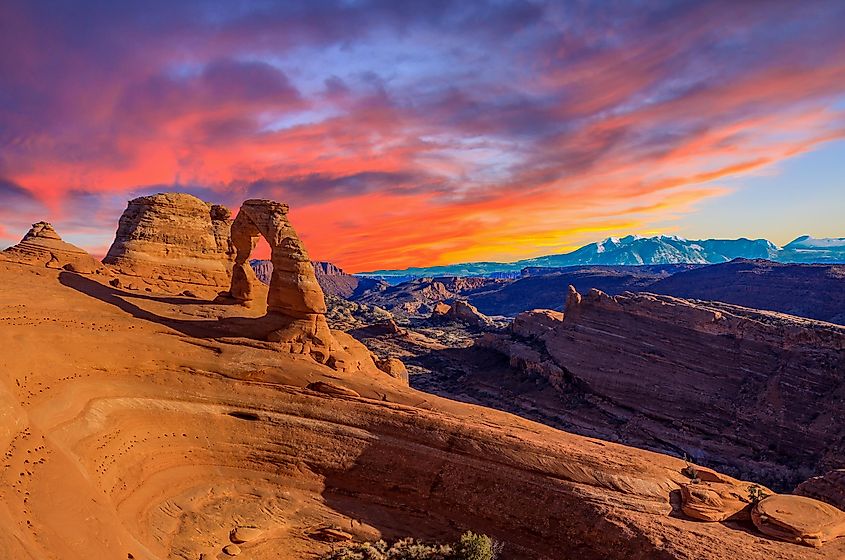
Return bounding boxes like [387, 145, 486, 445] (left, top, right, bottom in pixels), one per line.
[1, 1, 844, 272]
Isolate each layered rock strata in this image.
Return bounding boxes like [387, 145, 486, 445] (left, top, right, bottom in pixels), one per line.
[103, 193, 234, 286]
[430, 300, 494, 328]
[479, 287, 845, 487]
[2, 221, 107, 274]
[796, 470, 845, 511]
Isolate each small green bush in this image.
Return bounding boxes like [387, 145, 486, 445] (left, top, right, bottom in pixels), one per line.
[453, 532, 502, 560]
[747, 484, 768, 505]
[321, 531, 501, 560]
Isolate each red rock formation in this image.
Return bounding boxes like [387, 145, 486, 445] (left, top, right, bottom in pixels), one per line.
[796, 470, 845, 511]
[752, 494, 845, 547]
[227, 199, 404, 376]
[103, 193, 234, 286]
[430, 300, 494, 327]
[2, 221, 107, 274]
[480, 286, 845, 488]
[229, 199, 325, 318]
[354, 276, 505, 316]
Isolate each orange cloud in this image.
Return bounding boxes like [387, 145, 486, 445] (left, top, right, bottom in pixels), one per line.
[2, 1, 845, 270]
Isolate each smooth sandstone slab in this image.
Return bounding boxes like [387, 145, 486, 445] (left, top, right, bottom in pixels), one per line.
[752, 494, 845, 547]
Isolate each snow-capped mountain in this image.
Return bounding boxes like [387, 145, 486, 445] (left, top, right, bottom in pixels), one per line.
[361, 234, 844, 281]
[519, 235, 779, 267]
[780, 236, 845, 263]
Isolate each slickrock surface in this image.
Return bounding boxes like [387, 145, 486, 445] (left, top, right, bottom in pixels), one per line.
[796, 470, 845, 511]
[228, 199, 383, 373]
[752, 495, 845, 547]
[479, 287, 845, 488]
[103, 193, 234, 286]
[2, 221, 107, 274]
[2, 259, 842, 559]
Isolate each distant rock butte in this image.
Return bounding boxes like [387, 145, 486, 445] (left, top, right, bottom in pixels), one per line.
[103, 193, 234, 286]
[250, 259, 389, 298]
[479, 286, 845, 487]
[354, 276, 505, 316]
[2, 221, 107, 274]
[431, 299, 494, 328]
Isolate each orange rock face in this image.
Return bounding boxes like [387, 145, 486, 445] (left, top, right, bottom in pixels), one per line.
[103, 193, 234, 286]
[229, 199, 325, 316]
[226, 199, 386, 374]
[481, 285, 845, 488]
[752, 495, 845, 547]
[2, 221, 108, 274]
[679, 481, 753, 522]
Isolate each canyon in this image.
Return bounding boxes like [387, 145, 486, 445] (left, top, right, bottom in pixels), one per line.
[0, 193, 842, 559]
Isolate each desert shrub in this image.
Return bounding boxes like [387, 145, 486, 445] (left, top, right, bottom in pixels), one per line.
[321, 532, 501, 560]
[747, 484, 768, 505]
[681, 464, 698, 481]
[452, 532, 502, 560]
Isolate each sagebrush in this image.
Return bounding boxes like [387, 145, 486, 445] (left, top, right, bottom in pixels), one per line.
[321, 531, 502, 560]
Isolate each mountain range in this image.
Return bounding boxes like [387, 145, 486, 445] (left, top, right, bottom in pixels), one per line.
[361, 234, 845, 281]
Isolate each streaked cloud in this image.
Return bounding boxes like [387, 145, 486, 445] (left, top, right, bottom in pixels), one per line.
[1, 0, 844, 270]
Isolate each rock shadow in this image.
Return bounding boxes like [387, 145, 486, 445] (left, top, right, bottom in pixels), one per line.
[58, 271, 292, 342]
[315, 422, 679, 560]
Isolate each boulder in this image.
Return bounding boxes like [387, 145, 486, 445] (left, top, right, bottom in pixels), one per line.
[431, 300, 493, 327]
[795, 469, 845, 511]
[679, 481, 752, 522]
[230, 526, 262, 543]
[512, 309, 564, 339]
[376, 357, 409, 383]
[103, 193, 234, 286]
[2, 221, 107, 274]
[222, 543, 241, 556]
[431, 301, 452, 316]
[752, 494, 845, 547]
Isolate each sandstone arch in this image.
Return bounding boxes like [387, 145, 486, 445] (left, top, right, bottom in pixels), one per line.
[229, 199, 325, 317]
[227, 199, 362, 370]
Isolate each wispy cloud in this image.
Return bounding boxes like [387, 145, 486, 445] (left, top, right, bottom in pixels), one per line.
[1, 0, 844, 269]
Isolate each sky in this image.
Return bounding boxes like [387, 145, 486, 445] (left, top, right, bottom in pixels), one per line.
[1, 0, 844, 272]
